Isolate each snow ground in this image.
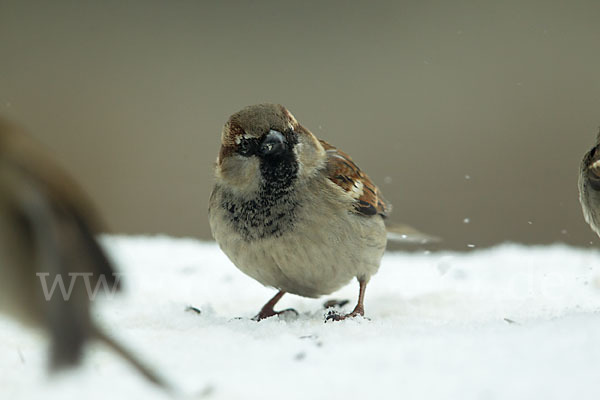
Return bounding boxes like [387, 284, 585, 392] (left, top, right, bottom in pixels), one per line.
[2, 235, 600, 400]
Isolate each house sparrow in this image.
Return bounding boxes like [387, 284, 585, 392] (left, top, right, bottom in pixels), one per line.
[208, 103, 389, 321]
[0, 119, 168, 388]
[579, 131, 600, 237]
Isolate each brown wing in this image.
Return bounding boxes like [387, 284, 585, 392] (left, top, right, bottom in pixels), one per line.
[320, 139, 389, 217]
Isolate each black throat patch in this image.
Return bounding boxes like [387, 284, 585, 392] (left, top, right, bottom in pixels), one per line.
[221, 152, 300, 241]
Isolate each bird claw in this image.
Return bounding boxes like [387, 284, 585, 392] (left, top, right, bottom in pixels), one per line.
[252, 307, 299, 321]
[324, 308, 368, 322]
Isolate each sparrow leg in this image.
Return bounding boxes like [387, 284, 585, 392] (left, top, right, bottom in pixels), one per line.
[326, 279, 368, 321]
[252, 290, 298, 321]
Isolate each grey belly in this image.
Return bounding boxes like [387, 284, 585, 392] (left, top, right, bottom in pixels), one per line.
[213, 210, 386, 298]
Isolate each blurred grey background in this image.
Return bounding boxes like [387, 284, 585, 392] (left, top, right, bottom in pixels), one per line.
[1, 0, 599, 250]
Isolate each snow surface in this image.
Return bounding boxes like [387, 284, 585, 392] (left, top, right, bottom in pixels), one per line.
[2, 235, 600, 400]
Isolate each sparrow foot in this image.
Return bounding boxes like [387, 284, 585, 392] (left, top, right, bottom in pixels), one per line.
[324, 279, 369, 322]
[252, 290, 299, 321]
[252, 308, 299, 321]
[324, 305, 366, 322]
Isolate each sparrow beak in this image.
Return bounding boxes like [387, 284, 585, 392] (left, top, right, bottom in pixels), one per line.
[260, 130, 287, 157]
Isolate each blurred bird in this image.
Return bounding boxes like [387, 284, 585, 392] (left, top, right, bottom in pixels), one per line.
[209, 103, 434, 321]
[579, 131, 600, 237]
[0, 118, 168, 388]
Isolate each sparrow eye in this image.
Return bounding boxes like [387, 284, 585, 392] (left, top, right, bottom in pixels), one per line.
[238, 138, 254, 156]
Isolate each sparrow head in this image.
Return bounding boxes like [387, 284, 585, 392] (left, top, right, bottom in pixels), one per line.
[578, 131, 600, 237]
[581, 137, 600, 190]
[215, 104, 326, 193]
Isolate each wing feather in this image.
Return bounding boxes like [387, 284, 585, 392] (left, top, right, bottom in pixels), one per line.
[319, 139, 389, 217]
